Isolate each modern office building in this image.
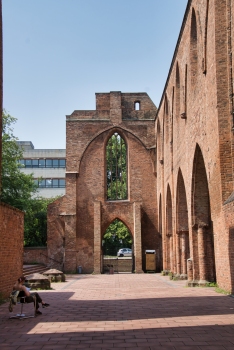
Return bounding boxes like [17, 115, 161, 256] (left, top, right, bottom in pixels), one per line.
[17, 141, 66, 198]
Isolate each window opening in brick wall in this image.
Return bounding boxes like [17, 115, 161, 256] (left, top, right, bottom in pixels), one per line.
[175, 63, 181, 118]
[102, 219, 132, 257]
[190, 8, 198, 87]
[106, 132, 127, 200]
[164, 94, 169, 143]
[134, 101, 140, 110]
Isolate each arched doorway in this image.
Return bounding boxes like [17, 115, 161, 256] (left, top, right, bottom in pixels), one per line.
[176, 169, 189, 278]
[191, 144, 216, 283]
[102, 219, 134, 273]
[166, 185, 173, 272]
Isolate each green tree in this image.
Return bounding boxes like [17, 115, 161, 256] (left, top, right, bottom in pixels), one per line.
[1, 110, 57, 247]
[103, 219, 132, 256]
[24, 196, 58, 247]
[1, 110, 38, 209]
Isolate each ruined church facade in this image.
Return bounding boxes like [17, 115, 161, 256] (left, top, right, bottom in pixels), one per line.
[48, 0, 234, 293]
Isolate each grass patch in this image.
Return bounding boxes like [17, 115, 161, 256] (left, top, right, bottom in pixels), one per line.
[205, 282, 218, 287]
[214, 287, 231, 295]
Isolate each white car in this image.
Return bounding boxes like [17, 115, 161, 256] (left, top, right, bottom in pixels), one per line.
[117, 248, 132, 257]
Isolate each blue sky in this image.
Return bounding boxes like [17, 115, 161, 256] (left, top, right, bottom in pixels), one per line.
[3, 0, 188, 149]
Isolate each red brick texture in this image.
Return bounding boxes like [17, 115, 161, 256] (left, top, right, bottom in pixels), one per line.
[23, 247, 48, 265]
[156, 0, 234, 292]
[48, 92, 158, 274]
[0, 203, 24, 298]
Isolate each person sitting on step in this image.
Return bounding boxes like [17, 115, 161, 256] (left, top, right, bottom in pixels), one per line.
[13, 276, 50, 315]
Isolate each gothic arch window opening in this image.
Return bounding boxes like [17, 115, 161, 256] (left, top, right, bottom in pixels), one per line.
[175, 63, 181, 118]
[106, 132, 127, 200]
[134, 101, 140, 110]
[190, 8, 198, 87]
[164, 94, 169, 143]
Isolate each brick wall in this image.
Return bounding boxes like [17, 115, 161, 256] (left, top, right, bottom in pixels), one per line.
[0, 203, 24, 298]
[48, 92, 159, 274]
[23, 247, 48, 265]
[156, 0, 234, 292]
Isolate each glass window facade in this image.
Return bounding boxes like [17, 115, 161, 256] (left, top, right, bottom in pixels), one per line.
[36, 178, 66, 188]
[19, 159, 66, 168]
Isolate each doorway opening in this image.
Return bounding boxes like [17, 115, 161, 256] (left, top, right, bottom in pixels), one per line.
[102, 219, 134, 273]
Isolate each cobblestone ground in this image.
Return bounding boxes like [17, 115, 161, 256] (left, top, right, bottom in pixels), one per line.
[1, 273, 234, 350]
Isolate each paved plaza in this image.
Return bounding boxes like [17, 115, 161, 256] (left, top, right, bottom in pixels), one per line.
[1, 273, 234, 350]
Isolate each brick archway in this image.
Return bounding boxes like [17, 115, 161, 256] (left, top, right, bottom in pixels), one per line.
[165, 184, 173, 272]
[101, 218, 134, 273]
[176, 169, 189, 278]
[191, 144, 216, 283]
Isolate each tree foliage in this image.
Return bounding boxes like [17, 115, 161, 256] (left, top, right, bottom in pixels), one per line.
[1, 110, 58, 247]
[24, 196, 58, 247]
[103, 219, 132, 256]
[106, 133, 127, 200]
[1, 110, 38, 209]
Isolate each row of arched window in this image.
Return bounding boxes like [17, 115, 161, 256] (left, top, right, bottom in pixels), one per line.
[162, 4, 208, 134]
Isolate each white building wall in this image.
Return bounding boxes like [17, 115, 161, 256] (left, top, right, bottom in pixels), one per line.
[18, 142, 66, 199]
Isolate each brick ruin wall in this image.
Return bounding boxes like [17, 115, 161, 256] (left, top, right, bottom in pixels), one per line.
[156, 0, 234, 292]
[48, 92, 159, 274]
[0, 203, 24, 298]
[23, 247, 48, 266]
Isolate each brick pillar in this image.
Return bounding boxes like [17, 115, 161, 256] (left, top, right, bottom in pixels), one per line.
[93, 201, 101, 274]
[170, 236, 173, 271]
[110, 91, 122, 124]
[134, 202, 143, 273]
[64, 214, 76, 272]
[181, 232, 188, 275]
[198, 225, 207, 283]
[176, 233, 181, 275]
[187, 258, 193, 281]
[163, 235, 167, 270]
[173, 232, 177, 274]
[64, 172, 77, 273]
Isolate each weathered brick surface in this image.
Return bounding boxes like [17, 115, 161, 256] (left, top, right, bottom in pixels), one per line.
[23, 247, 48, 265]
[156, 0, 234, 292]
[48, 92, 158, 274]
[0, 203, 24, 298]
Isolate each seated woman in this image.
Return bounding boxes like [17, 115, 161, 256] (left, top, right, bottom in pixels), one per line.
[13, 276, 50, 315]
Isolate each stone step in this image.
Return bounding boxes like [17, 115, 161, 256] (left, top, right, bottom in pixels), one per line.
[23, 264, 49, 277]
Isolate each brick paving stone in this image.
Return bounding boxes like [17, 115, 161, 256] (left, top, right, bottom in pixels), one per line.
[0, 274, 234, 349]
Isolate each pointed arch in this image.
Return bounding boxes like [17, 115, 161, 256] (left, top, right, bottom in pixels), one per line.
[158, 193, 163, 272]
[192, 145, 210, 226]
[203, 0, 209, 73]
[159, 194, 162, 235]
[181, 64, 188, 119]
[102, 218, 133, 272]
[190, 8, 198, 87]
[164, 94, 169, 143]
[166, 184, 173, 271]
[177, 169, 188, 232]
[106, 132, 127, 200]
[191, 144, 216, 282]
[176, 169, 189, 276]
[156, 119, 162, 164]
